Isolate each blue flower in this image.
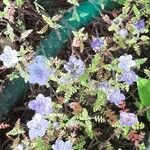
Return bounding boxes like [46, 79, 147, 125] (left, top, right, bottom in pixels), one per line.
[52, 139, 73, 150]
[98, 81, 111, 94]
[108, 89, 125, 106]
[27, 55, 54, 85]
[118, 54, 136, 71]
[0, 46, 18, 68]
[90, 38, 104, 52]
[119, 71, 138, 85]
[134, 19, 145, 31]
[64, 55, 85, 78]
[27, 113, 48, 139]
[118, 28, 128, 37]
[119, 111, 138, 126]
[28, 94, 53, 115]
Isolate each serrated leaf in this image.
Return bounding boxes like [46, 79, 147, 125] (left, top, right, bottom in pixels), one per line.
[140, 35, 150, 41]
[144, 69, 150, 78]
[133, 5, 140, 19]
[135, 58, 147, 69]
[137, 78, 150, 106]
[21, 29, 33, 39]
[37, 25, 49, 34]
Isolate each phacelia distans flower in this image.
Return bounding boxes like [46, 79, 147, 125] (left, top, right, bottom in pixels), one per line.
[108, 89, 125, 106]
[0, 46, 18, 68]
[28, 94, 53, 115]
[52, 139, 73, 150]
[64, 55, 85, 78]
[118, 28, 128, 37]
[119, 71, 138, 85]
[134, 19, 145, 31]
[119, 111, 138, 126]
[98, 81, 111, 95]
[27, 55, 54, 85]
[27, 113, 48, 139]
[118, 54, 136, 71]
[90, 38, 104, 52]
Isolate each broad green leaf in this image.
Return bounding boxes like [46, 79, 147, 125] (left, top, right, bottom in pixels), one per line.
[137, 78, 150, 106]
[3, 0, 10, 6]
[117, 0, 126, 5]
[146, 110, 150, 122]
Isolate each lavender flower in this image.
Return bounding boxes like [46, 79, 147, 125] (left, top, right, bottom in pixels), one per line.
[52, 139, 73, 150]
[27, 113, 48, 139]
[118, 54, 136, 71]
[27, 55, 54, 85]
[119, 112, 138, 126]
[108, 89, 125, 106]
[90, 38, 104, 52]
[64, 55, 85, 78]
[0, 46, 18, 68]
[119, 71, 138, 85]
[118, 28, 128, 37]
[28, 94, 53, 115]
[134, 19, 145, 31]
[98, 81, 111, 94]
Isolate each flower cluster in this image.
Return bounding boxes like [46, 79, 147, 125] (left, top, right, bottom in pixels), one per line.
[0, 46, 18, 68]
[118, 54, 136, 72]
[108, 89, 125, 106]
[90, 37, 104, 52]
[119, 71, 138, 85]
[52, 139, 73, 150]
[27, 113, 48, 139]
[28, 94, 53, 115]
[64, 55, 85, 78]
[119, 111, 138, 127]
[27, 94, 53, 139]
[27, 55, 55, 85]
[118, 54, 138, 85]
[134, 19, 145, 31]
[98, 82, 125, 106]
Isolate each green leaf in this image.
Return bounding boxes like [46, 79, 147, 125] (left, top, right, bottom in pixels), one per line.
[21, 29, 33, 40]
[146, 110, 150, 122]
[133, 5, 140, 19]
[3, 0, 10, 6]
[137, 78, 150, 106]
[15, 0, 24, 7]
[135, 58, 147, 69]
[117, 0, 125, 5]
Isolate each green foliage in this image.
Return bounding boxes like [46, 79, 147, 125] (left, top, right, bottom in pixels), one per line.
[57, 84, 79, 102]
[93, 91, 107, 112]
[77, 108, 93, 138]
[137, 78, 150, 106]
[132, 122, 145, 130]
[0, 0, 149, 149]
[74, 136, 86, 150]
[42, 14, 61, 29]
[15, 0, 24, 7]
[135, 58, 147, 69]
[7, 120, 25, 136]
[146, 110, 150, 122]
[144, 69, 150, 78]
[32, 138, 49, 150]
[93, 115, 106, 123]
[88, 53, 101, 73]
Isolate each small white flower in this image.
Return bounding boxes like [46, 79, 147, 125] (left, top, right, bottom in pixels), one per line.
[0, 46, 18, 68]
